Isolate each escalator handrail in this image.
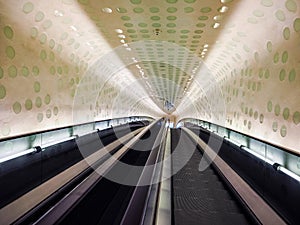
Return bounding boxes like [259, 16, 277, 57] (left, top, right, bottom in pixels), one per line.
[34, 118, 164, 225]
[119, 122, 168, 225]
[0, 127, 143, 225]
[182, 127, 286, 225]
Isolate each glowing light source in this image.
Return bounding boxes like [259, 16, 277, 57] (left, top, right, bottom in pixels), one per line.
[102, 8, 113, 13]
[70, 25, 78, 31]
[213, 23, 220, 29]
[115, 29, 123, 33]
[54, 10, 64, 17]
[0, 148, 37, 163]
[240, 145, 274, 165]
[276, 165, 300, 182]
[214, 15, 223, 21]
[41, 136, 77, 149]
[219, 6, 229, 13]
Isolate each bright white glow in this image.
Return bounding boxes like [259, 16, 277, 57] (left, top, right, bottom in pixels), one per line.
[115, 29, 123, 34]
[42, 136, 76, 149]
[203, 48, 208, 52]
[102, 8, 112, 13]
[278, 166, 300, 182]
[120, 39, 125, 44]
[241, 146, 274, 165]
[118, 34, 126, 39]
[70, 25, 78, 31]
[203, 44, 209, 48]
[223, 136, 241, 147]
[214, 15, 223, 21]
[213, 23, 220, 29]
[54, 10, 64, 17]
[77, 129, 99, 137]
[0, 148, 36, 163]
[204, 127, 279, 167]
[219, 6, 229, 13]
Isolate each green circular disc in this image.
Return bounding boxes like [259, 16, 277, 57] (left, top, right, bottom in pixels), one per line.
[279, 69, 286, 81]
[25, 99, 33, 110]
[23, 2, 34, 14]
[283, 108, 290, 120]
[3, 26, 14, 39]
[13, 102, 22, 114]
[286, 0, 297, 12]
[35, 97, 42, 108]
[0, 85, 6, 99]
[267, 100, 273, 112]
[293, 111, 300, 125]
[275, 104, 281, 116]
[6, 46, 15, 59]
[294, 18, 300, 32]
[280, 125, 287, 137]
[8, 65, 17, 78]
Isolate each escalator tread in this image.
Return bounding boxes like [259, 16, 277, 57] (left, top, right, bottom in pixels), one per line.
[171, 129, 251, 225]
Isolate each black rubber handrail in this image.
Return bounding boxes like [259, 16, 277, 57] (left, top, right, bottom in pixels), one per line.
[120, 123, 167, 225]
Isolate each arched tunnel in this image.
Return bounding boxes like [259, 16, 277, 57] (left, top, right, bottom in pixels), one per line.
[0, 0, 299, 224]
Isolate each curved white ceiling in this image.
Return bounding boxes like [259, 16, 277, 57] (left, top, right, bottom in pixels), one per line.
[0, 0, 299, 153]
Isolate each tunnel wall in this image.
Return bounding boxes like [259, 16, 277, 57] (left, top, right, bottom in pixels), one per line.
[0, 0, 162, 142]
[0, 0, 300, 154]
[176, 0, 300, 153]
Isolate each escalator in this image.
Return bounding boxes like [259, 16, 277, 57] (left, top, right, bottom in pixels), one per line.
[2, 123, 278, 225]
[57, 123, 162, 225]
[171, 129, 256, 225]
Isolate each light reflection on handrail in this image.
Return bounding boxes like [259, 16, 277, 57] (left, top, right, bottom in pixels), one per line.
[200, 124, 300, 184]
[41, 136, 77, 150]
[0, 147, 38, 164]
[274, 163, 300, 183]
[76, 129, 99, 137]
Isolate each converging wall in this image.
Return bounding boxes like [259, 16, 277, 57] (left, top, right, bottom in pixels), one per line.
[0, 0, 299, 154]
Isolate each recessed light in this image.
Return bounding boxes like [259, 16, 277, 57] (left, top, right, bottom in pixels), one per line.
[213, 23, 220, 29]
[213, 15, 223, 21]
[115, 29, 123, 33]
[203, 44, 209, 48]
[70, 25, 77, 31]
[54, 10, 64, 17]
[118, 34, 126, 38]
[120, 39, 125, 43]
[219, 6, 228, 13]
[102, 8, 112, 13]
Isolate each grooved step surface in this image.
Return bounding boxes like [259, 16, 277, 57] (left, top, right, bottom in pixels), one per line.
[171, 129, 251, 225]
